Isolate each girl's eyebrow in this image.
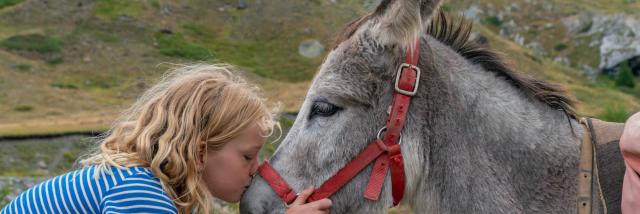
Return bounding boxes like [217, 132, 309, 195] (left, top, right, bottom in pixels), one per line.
[243, 144, 262, 152]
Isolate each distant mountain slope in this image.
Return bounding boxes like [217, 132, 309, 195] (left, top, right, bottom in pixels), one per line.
[0, 0, 637, 136]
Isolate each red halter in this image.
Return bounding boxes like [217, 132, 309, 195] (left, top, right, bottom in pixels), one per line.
[258, 39, 421, 207]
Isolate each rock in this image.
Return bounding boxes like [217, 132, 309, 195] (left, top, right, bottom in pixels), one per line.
[37, 160, 46, 169]
[303, 27, 313, 34]
[554, 56, 570, 66]
[159, 28, 173, 34]
[581, 64, 599, 81]
[562, 12, 595, 34]
[596, 14, 640, 70]
[298, 39, 325, 58]
[500, 20, 518, 37]
[543, 23, 554, 29]
[513, 33, 525, 46]
[560, 11, 640, 76]
[117, 15, 135, 22]
[525, 42, 546, 57]
[565, 13, 640, 70]
[160, 6, 172, 16]
[463, 4, 482, 21]
[237, 0, 248, 10]
[542, 3, 554, 13]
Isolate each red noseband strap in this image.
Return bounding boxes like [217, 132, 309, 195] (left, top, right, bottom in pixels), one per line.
[257, 163, 298, 204]
[258, 39, 421, 207]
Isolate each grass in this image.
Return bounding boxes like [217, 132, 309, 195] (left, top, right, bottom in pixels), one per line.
[0, 124, 108, 139]
[597, 104, 632, 122]
[616, 60, 636, 88]
[482, 16, 503, 27]
[50, 82, 78, 89]
[182, 22, 320, 82]
[52, 70, 128, 90]
[68, 22, 124, 44]
[593, 74, 639, 98]
[0, 185, 11, 208]
[566, 33, 602, 69]
[0, 169, 48, 177]
[0, 135, 97, 176]
[45, 57, 63, 65]
[13, 63, 30, 71]
[0, 0, 22, 9]
[0, 0, 638, 137]
[13, 104, 32, 112]
[1, 34, 62, 53]
[554, 0, 640, 13]
[154, 32, 213, 61]
[554, 43, 568, 51]
[260, 115, 295, 159]
[94, 0, 142, 21]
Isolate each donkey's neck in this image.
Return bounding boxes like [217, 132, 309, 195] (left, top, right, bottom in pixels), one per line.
[411, 38, 584, 213]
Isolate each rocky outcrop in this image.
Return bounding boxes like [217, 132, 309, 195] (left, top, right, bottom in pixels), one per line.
[298, 39, 325, 58]
[591, 14, 639, 70]
[459, 1, 639, 77]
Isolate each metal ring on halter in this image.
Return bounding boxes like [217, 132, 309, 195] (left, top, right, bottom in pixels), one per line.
[376, 127, 403, 145]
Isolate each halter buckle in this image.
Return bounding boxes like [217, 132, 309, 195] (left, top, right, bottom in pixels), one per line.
[394, 63, 421, 96]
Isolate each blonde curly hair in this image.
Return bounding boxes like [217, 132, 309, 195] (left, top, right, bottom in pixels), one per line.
[80, 63, 278, 214]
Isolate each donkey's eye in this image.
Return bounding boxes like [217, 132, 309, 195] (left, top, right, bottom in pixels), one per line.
[310, 101, 341, 118]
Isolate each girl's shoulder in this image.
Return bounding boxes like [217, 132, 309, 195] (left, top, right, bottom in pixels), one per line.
[98, 165, 178, 213]
[89, 165, 164, 190]
[0, 165, 177, 214]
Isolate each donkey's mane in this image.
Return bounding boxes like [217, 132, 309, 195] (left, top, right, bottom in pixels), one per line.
[332, 8, 577, 119]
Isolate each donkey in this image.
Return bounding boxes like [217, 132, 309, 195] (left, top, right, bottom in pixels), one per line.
[241, 0, 625, 213]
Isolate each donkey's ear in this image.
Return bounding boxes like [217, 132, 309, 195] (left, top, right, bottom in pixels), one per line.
[371, 0, 443, 47]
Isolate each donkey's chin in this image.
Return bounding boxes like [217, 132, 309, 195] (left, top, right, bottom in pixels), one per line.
[239, 176, 286, 214]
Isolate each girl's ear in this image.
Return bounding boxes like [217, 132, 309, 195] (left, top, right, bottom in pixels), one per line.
[197, 142, 207, 172]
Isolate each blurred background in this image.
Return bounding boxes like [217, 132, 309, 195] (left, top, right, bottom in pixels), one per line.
[0, 0, 638, 212]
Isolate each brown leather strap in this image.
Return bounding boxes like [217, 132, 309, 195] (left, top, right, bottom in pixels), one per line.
[590, 118, 625, 214]
[577, 118, 594, 214]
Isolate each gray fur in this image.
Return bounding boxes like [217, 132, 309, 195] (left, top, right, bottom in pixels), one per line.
[240, 0, 595, 213]
[372, 0, 443, 47]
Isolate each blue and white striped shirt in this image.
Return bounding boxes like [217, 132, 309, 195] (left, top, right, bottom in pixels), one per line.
[0, 165, 178, 214]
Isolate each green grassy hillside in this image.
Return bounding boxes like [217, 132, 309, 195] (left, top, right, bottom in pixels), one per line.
[0, 0, 638, 137]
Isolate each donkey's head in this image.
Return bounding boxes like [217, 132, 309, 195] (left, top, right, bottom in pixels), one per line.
[240, 0, 446, 213]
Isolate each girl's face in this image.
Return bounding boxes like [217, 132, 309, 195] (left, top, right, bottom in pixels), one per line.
[202, 124, 267, 202]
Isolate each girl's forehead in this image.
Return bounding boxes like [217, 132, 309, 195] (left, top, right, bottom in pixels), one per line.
[234, 125, 268, 146]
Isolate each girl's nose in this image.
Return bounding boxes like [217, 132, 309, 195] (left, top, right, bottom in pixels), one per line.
[250, 159, 260, 176]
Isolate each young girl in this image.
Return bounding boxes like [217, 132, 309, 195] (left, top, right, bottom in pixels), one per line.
[0, 64, 331, 214]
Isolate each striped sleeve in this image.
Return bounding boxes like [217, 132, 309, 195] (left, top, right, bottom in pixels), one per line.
[100, 173, 177, 214]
